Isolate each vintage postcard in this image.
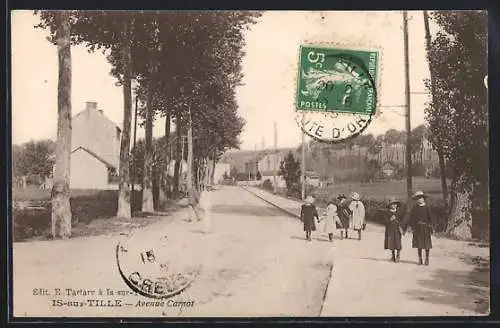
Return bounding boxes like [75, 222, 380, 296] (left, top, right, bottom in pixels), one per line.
[10, 10, 489, 318]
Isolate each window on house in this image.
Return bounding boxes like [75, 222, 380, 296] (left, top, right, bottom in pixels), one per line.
[108, 166, 119, 184]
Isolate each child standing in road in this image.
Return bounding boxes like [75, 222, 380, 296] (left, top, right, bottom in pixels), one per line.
[198, 185, 212, 233]
[384, 197, 404, 262]
[301, 195, 320, 241]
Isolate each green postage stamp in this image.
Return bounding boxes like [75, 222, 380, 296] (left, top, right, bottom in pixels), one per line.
[295, 45, 379, 142]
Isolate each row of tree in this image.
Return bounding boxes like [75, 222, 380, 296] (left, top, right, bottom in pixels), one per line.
[301, 124, 439, 181]
[36, 10, 261, 238]
[303, 124, 430, 156]
[424, 11, 488, 240]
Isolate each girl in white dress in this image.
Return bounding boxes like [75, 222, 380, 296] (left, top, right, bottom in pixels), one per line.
[349, 192, 366, 240]
[323, 200, 342, 242]
[198, 186, 212, 232]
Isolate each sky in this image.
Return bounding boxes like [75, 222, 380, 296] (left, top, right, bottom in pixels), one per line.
[11, 10, 438, 150]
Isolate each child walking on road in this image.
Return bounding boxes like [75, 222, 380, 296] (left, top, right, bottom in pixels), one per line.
[323, 200, 342, 242]
[337, 194, 351, 239]
[384, 197, 404, 262]
[349, 192, 366, 240]
[403, 191, 435, 266]
[301, 195, 320, 241]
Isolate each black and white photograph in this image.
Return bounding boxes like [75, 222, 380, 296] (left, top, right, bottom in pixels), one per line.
[10, 10, 489, 318]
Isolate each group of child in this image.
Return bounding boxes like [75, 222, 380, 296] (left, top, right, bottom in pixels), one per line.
[300, 190, 436, 266]
[300, 192, 366, 242]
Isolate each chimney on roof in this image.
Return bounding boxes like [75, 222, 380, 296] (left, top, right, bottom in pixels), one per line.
[86, 101, 98, 110]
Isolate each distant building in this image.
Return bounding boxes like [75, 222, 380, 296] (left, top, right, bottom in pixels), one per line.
[213, 163, 231, 184]
[244, 153, 266, 180]
[380, 162, 396, 178]
[257, 152, 287, 188]
[69, 101, 121, 189]
[303, 171, 321, 187]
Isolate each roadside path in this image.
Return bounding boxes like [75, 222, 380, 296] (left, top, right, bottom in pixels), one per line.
[246, 186, 490, 316]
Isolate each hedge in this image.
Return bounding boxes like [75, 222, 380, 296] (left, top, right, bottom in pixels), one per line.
[12, 190, 143, 242]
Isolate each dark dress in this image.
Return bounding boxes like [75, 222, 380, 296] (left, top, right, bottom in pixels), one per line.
[338, 201, 351, 229]
[404, 204, 435, 249]
[384, 210, 403, 250]
[301, 204, 319, 232]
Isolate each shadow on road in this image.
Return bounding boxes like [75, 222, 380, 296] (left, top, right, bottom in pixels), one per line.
[313, 236, 336, 243]
[357, 256, 417, 265]
[403, 254, 490, 315]
[212, 204, 286, 217]
[358, 256, 418, 265]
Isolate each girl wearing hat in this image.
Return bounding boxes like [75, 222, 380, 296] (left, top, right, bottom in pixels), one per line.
[349, 192, 366, 240]
[301, 195, 320, 241]
[337, 194, 351, 239]
[323, 200, 342, 242]
[384, 197, 404, 262]
[403, 191, 435, 265]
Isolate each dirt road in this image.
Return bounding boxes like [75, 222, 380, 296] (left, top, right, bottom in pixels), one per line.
[13, 186, 333, 318]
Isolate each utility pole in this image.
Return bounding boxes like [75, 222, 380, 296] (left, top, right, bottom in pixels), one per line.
[423, 10, 448, 206]
[301, 113, 306, 200]
[131, 94, 139, 193]
[273, 121, 277, 193]
[254, 143, 257, 181]
[403, 11, 412, 200]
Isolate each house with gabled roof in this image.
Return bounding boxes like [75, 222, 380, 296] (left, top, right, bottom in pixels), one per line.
[69, 101, 121, 189]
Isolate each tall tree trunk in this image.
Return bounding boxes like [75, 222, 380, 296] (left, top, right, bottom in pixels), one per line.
[211, 146, 216, 186]
[173, 115, 182, 197]
[152, 164, 159, 209]
[446, 171, 473, 240]
[158, 112, 171, 207]
[142, 79, 155, 213]
[51, 11, 72, 239]
[131, 95, 138, 194]
[437, 143, 449, 204]
[187, 108, 194, 205]
[204, 157, 210, 187]
[117, 18, 133, 219]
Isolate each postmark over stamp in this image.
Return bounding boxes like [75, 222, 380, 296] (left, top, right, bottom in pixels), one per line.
[295, 45, 379, 143]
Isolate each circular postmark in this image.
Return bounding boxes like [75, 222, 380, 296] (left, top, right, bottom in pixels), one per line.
[295, 45, 379, 143]
[116, 232, 201, 299]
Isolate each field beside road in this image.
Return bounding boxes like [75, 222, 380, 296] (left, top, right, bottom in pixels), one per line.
[310, 177, 447, 202]
[263, 177, 488, 241]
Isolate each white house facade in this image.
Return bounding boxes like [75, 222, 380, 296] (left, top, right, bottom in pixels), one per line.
[70, 147, 110, 189]
[69, 101, 121, 190]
